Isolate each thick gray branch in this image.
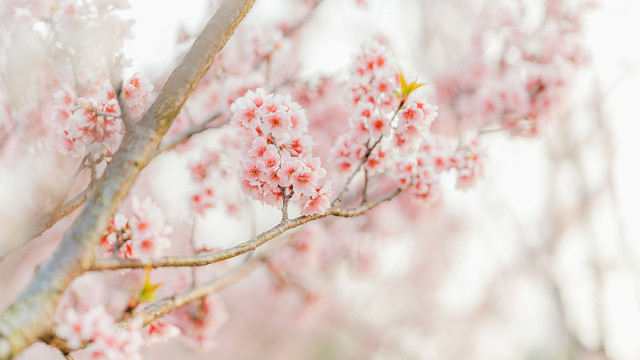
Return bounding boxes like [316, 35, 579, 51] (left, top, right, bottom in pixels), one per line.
[0, 1, 256, 359]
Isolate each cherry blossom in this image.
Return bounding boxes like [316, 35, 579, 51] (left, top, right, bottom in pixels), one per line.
[144, 321, 181, 345]
[56, 306, 144, 360]
[231, 89, 330, 214]
[169, 295, 229, 352]
[122, 73, 154, 120]
[100, 197, 172, 259]
[53, 85, 124, 160]
[302, 184, 333, 216]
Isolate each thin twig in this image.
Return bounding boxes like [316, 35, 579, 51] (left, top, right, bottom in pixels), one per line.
[265, 258, 311, 295]
[190, 218, 198, 289]
[31, 187, 92, 239]
[71, 105, 122, 120]
[362, 167, 369, 204]
[151, 112, 225, 158]
[125, 252, 263, 327]
[332, 135, 383, 207]
[90, 188, 401, 271]
[478, 126, 506, 135]
[121, 233, 298, 328]
[0, 122, 16, 153]
[280, 186, 292, 222]
[284, 0, 325, 37]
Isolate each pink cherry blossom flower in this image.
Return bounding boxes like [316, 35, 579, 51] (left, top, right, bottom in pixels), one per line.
[398, 103, 425, 129]
[189, 162, 209, 184]
[287, 135, 313, 157]
[99, 214, 131, 256]
[122, 73, 153, 120]
[452, 138, 484, 190]
[263, 185, 285, 208]
[260, 110, 291, 139]
[302, 156, 327, 179]
[145, 321, 181, 345]
[54, 83, 124, 159]
[393, 159, 416, 187]
[286, 104, 308, 136]
[367, 114, 390, 137]
[365, 146, 387, 173]
[99, 197, 172, 260]
[248, 136, 269, 158]
[350, 115, 372, 142]
[232, 89, 330, 209]
[291, 168, 318, 196]
[170, 295, 229, 352]
[230, 92, 262, 129]
[302, 184, 333, 216]
[191, 187, 215, 216]
[330, 133, 367, 174]
[277, 158, 302, 187]
[87, 317, 143, 360]
[241, 179, 264, 200]
[241, 158, 264, 183]
[261, 145, 281, 169]
[56, 308, 92, 349]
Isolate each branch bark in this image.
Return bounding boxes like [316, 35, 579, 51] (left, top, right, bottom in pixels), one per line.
[90, 188, 402, 272]
[132, 253, 262, 327]
[0, 1, 256, 359]
[113, 188, 402, 329]
[122, 232, 298, 328]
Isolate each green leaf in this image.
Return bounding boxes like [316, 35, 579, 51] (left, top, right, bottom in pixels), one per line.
[398, 70, 425, 101]
[399, 71, 408, 95]
[138, 266, 162, 302]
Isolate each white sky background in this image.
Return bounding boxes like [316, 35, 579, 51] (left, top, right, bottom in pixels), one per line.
[122, 0, 640, 358]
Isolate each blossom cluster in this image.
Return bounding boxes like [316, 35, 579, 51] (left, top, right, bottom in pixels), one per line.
[330, 42, 399, 175]
[350, 41, 399, 111]
[99, 197, 172, 259]
[51, 72, 153, 160]
[54, 274, 181, 359]
[122, 73, 154, 120]
[53, 85, 123, 159]
[330, 42, 438, 179]
[231, 89, 332, 216]
[144, 320, 181, 345]
[327, 41, 487, 201]
[214, 24, 289, 79]
[393, 99, 439, 153]
[432, 1, 590, 137]
[188, 151, 224, 216]
[394, 136, 484, 200]
[167, 295, 229, 351]
[56, 306, 143, 360]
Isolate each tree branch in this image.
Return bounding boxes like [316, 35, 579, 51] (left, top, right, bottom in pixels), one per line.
[283, 0, 325, 37]
[121, 232, 297, 327]
[31, 187, 92, 240]
[0, 185, 93, 265]
[131, 253, 262, 327]
[151, 112, 225, 159]
[0, 1, 256, 359]
[90, 188, 401, 272]
[109, 187, 401, 329]
[332, 135, 382, 207]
